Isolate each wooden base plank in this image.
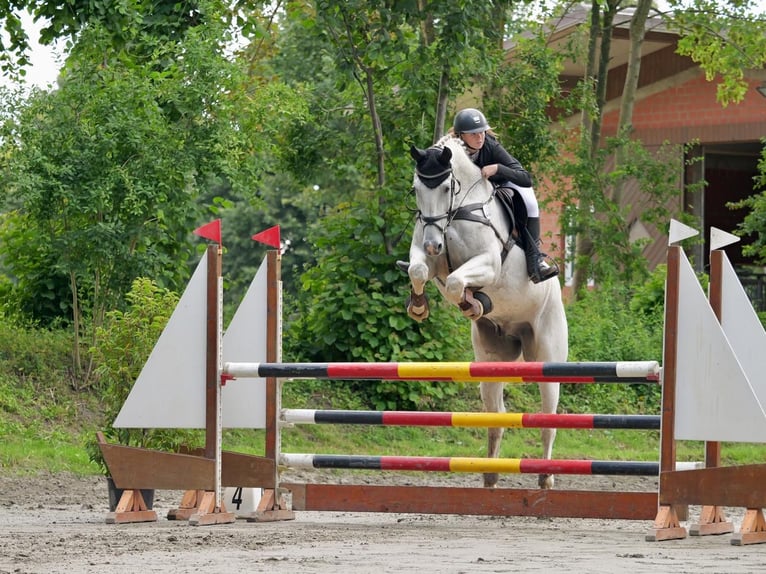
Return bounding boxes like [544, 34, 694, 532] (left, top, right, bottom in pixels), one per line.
[188, 491, 236, 526]
[246, 488, 295, 522]
[689, 505, 734, 537]
[105, 489, 158, 524]
[99, 442, 276, 491]
[646, 505, 687, 542]
[731, 508, 766, 546]
[282, 483, 657, 520]
[660, 464, 766, 508]
[167, 489, 206, 521]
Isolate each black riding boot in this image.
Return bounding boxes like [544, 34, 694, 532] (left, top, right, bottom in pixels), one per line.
[524, 217, 559, 284]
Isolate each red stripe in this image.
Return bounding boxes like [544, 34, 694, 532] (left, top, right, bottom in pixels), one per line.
[469, 362, 545, 377]
[327, 363, 400, 379]
[519, 459, 594, 474]
[522, 414, 595, 429]
[382, 412, 453, 426]
[380, 456, 451, 471]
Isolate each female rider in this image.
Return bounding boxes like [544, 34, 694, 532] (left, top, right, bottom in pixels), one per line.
[451, 107, 558, 284]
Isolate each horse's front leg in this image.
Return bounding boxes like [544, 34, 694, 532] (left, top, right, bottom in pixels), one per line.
[406, 249, 431, 322]
[445, 253, 500, 320]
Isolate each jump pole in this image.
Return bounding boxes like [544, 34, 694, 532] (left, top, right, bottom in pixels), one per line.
[225, 267, 664, 522]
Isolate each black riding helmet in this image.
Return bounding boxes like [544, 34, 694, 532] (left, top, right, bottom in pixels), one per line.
[453, 108, 490, 134]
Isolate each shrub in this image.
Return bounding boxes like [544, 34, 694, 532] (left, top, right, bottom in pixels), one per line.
[87, 278, 202, 473]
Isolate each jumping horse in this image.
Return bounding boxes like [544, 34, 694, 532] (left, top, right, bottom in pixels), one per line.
[406, 135, 568, 489]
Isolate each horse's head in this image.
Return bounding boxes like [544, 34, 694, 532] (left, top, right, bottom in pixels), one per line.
[409, 137, 488, 257]
[409, 144, 455, 256]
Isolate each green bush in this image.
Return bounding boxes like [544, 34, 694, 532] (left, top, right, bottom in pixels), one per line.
[0, 319, 73, 384]
[87, 278, 202, 473]
[563, 272, 666, 415]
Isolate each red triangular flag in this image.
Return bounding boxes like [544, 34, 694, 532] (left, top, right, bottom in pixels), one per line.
[252, 225, 281, 249]
[193, 219, 222, 244]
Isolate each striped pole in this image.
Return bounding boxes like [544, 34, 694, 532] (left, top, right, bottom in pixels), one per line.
[282, 409, 660, 430]
[224, 360, 660, 383]
[280, 454, 659, 476]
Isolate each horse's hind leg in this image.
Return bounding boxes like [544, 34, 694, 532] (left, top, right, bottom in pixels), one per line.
[537, 381, 560, 489]
[480, 381, 504, 488]
[474, 318, 519, 488]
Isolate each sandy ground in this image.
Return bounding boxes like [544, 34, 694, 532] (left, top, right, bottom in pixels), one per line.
[1, 471, 764, 574]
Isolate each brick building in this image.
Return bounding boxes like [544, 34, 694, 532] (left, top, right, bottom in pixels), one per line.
[529, 7, 766, 285]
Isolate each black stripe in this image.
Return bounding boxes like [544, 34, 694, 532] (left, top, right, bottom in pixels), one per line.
[312, 455, 381, 470]
[592, 415, 660, 430]
[258, 363, 329, 378]
[542, 362, 619, 377]
[591, 461, 659, 476]
[314, 411, 383, 425]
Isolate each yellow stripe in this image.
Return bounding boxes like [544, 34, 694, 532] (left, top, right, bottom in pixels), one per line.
[397, 362, 472, 380]
[396, 363, 525, 382]
[449, 458, 522, 473]
[451, 413, 524, 428]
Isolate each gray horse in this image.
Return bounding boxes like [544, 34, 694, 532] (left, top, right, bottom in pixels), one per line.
[406, 135, 568, 488]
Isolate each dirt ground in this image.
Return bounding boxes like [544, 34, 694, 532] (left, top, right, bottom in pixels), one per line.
[1, 471, 764, 574]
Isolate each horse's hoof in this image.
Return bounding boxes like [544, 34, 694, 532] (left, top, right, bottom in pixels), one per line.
[458, 291, 484, 320]
[408, 308, 429, 322]
[483, 472, 499, 488]
[538, 473, 555, 489]
[406, 293, 429, 322]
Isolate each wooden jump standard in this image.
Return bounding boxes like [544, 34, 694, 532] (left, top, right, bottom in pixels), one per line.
[98, 239, 766, 544]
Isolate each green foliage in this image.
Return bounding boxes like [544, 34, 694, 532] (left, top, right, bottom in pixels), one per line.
[0, 5, 309, 380]
[669, 1, 766, 106]
[550, 135, 684, 289]
[0, 321, 95, 473]
[283, 198, 473, 410]
[734, 139, 766, 263]
[0, 320, 73, 385]
[86, 277, 202, 473]
[563, 273, 666, 415]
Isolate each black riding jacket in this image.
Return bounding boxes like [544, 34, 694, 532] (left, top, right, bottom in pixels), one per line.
[470, 134, 532, 188]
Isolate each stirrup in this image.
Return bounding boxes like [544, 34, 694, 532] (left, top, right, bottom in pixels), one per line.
[530, 254, 559, 284]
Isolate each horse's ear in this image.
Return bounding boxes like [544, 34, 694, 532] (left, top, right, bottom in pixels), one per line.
[439, 146, 452, 164]
[410, 145, 425, 162]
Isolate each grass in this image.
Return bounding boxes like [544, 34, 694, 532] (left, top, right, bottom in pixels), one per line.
[2, 318, 766, 478]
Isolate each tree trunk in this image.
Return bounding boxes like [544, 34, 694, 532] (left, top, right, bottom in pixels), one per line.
[434, 68, 449, 143]
[612, 0, 652, 206]
[69, 271, 82, 384]
[572, 0, 619, 297]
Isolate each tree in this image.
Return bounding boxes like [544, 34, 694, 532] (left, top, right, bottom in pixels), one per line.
[1, 1, 209, 76]
[545, 0, 766, 297]
[0, 7, 309, 378]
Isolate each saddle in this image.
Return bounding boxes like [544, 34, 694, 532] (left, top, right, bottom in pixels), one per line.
[493, 185, 530, 253]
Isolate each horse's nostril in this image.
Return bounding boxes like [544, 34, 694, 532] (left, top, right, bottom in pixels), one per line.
[424, 241, 442, 256]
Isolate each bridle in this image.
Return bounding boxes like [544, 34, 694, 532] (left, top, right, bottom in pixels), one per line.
[413, 155, 516, 266]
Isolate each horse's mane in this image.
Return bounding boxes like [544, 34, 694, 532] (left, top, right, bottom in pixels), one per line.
[433, 135, 481, 181]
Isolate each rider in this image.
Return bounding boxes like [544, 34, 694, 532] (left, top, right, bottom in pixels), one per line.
[451, 107, 558, 284]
